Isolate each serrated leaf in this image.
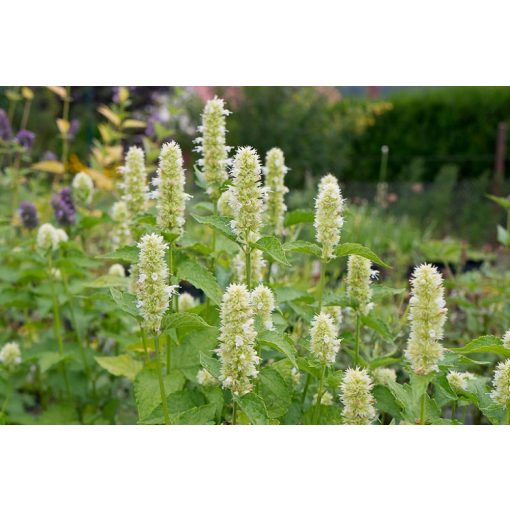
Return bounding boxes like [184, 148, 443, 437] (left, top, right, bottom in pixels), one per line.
[373, 384, 402, 419]
[258, 330, 298, 367]
[336, 242, 390, 268]
[134, 369, 186, 421]
[191, 214, 238, 243]
[38, 352, 70, 373]
[237, 393, 270, 425]
[95, 354, 142, 381]
[451, 335, 510, 357]
[199, 352, 221, 379]
[162, 312, 212, 331]
[173, 403, 217, 424]
[283, 240, 322, 257]
[284, 209, 314, 227]
[109, 288, 139, 318]
[258, 367, 292, 419]
[99, 246, 139, 264]
[361, 314, 393, 339]
[176, 259, 222, 305]
[253, 236, 290, 266]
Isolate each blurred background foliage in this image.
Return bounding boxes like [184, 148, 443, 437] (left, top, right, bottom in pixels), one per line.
[1, 85, 509, 246]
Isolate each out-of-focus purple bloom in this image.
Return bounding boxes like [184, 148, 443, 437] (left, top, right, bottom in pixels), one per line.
[15, 130, 35, 149]
[51, 187, 76, 226]
[42, 150, 58, 161]
[145, 118, 155, 138]
[0, 109, 13, 140]
[68, 119, 80, 140]
[18, 200, 39, 229]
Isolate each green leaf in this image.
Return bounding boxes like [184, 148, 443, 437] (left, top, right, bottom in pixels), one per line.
[38, 352, 70, 373]
[283, 240, 322, 257]
[258, 330, 298, 367]
[109, 288, 139, 318]
[191, 214, 238, 243]
[487, 194, 510, 210]
[284, 209, 314, 227]
[176, 259, 222, 305]
[369, 357, 400, 369]
[373, 384, 402, 419]
[258, 367, 292, 419]
[172, 403, 217, 424]
[134, 369, 186, 422]
[99, 246, 139, 264]
[497, 225, 510, 246]
[335, 242, 390, 268]
[85, 275, 127, 289]
[199, 352, 221, 379]
[361, 314, 393, 339]
[451, 335, 510, 357]
[162, 312, 212, 331]
[237, 393, 270, 425]
[253, 236, 291, 266]
[95, 354, 142, 381]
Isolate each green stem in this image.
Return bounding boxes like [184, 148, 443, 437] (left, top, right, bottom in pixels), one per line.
[245, 247, 252, 290]
[420, 387, 427, 425]
[166, 336, 172, 375]
[154, 334, 170, 425]
[313, 365, 326, 424]
[301, 373, 311, 407]
[48, 254, 72, 400]
[140, 328, 150, 362]
[232, 399, 237, 425]
[318, 258, 326, 310]
[451, 399, 457, 422]
[354, 312, 361, 367]
[21, 98, 32, 130]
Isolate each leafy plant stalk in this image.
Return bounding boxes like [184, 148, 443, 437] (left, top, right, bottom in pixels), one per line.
[420, 387, 427, 425]
[317, 258, 326, 309]
[354, 312, 361, 366]
[153, 333, 170, 425]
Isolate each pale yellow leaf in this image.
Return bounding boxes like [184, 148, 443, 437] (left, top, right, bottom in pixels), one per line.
[56, 118, 70, 135]
[97, 105, 121, 127]
[122, 119, 147, 129]
[31, 160, 65, 174]
[22, 87, 34, 100]
[47, 86, 68, 100]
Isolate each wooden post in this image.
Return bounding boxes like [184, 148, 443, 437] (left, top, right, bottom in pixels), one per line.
[493, 122, 507, 194]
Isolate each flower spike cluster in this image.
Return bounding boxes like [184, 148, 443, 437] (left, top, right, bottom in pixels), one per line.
[135, 233, 177, 333]
[111, 201, 132, 249]
[491, 360, 510, 407]
[373, 367, 397, 386]
[404, 264, 447, 375]
[310, 311, 341, 366]
[119, 146, 148, 217]
[72, 171, 94, 206]
[229, 146, 266, 245]
[152, 141, 191, 237]
[194, 97, 231, 199]
[314, 174, 344, 260]
[36, 223, 66, 251]
[502, 329, 510, 350]
[264, 147, 289, 235]
[346, 255, 378, 315]
[251, 284, 275, 330]
[447, 370, 474, 392]
[340, 367, 376, 425]
[216, 283, 259, 396]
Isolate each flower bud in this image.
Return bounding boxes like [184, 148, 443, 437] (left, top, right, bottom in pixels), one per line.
[216, 283, 259, 396]
[178, 292, 197, 311]
[72, 171, 94, 206]
[36, 223, 59, 251]
[340, 367, 376, 425]
[194, 97, 231, 199]
[0, 342, 21, 369]
[135, 233, 177, 333]
[108, 264, 126, 277]
[120, 146, 148, 217]
[197, 368, 217, 386]
[314, 174, 344, 260]
[346, 255, 377, 315]
[251, 284, 275, 330]
[217, 188, 234, 216]
[404, 264, 447, 375]
[491, 360, 510, 407]
[447, 370, 473, 392]
[153, 141, 191, 237]
[264, 147, 289, 235]
[502, 330, 510, 350]
[310, 311, 341, 366]
[373, 367, 397, 386]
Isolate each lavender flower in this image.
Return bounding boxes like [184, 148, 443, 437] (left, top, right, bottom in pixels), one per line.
[51, 188, 76, 226]
[18, 201, 39, 229]
[15, 130, 35, 149]
[67, 119, 80, 140]
[42, 150, 57, 161]
[0, 109, 13, 140]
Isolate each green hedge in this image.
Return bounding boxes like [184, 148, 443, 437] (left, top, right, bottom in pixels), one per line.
[350, 87, 510, 181]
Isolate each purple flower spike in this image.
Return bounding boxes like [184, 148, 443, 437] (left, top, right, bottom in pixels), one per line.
[18, 200, 39, 229]
[0, 109, 13, 140]
[15, 129, 35, 149]
[51, 187, 76, 226]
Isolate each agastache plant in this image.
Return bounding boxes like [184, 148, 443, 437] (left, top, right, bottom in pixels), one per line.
[194, 97, 231, 200]
[263, 147, 289, 236]
[72, 171, 94, 206]
[251, 284, 275, 330]
[119, 146, 148, 218]
[490, 360, 510, 422]
[229, 147, 266, 289]
[111, 201, 132, 249]
[340, 367, 376, 425]
[216, 283, 259, 422]
[152, 141, 191, 238]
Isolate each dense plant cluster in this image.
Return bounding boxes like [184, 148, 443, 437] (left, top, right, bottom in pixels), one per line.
[1, 88, 510, 425]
